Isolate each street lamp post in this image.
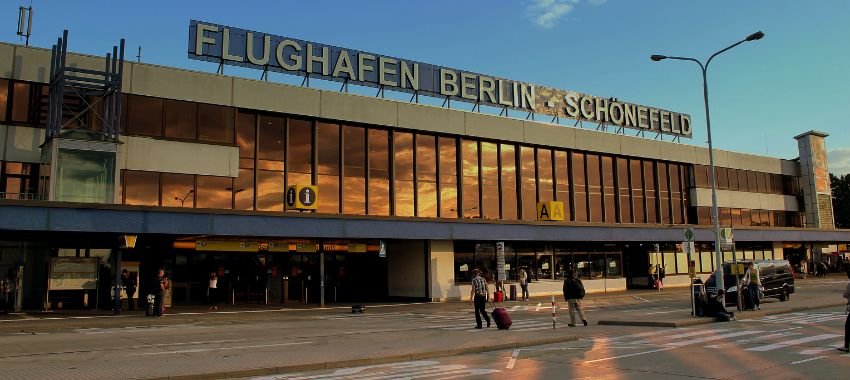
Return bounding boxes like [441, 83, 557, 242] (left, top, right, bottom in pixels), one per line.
[650, 31, 764, 305]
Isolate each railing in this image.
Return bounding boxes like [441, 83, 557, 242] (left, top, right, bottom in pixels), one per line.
[0, 192, 42, 200]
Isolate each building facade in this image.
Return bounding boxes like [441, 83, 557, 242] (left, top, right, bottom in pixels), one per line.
[1, 38, 848, 311]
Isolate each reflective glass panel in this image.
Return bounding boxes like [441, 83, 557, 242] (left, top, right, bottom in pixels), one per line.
[196, 175, 232, 209]
[631, 159, 645, 223]
[287, 118, 313, 185]
[394, 132, 414, 216]
[342, 126, 366, 215]
[572, 152, 587, 222]
[258, 114, 285, 162]
[11, 82, 31, 123]
[161, 173, 195, 208]
[164, 99, 197, 140]
[0, 79, 8, 121]
[658, 162, 671, 224]
[198, 103, 234, 144]
[602, 156, 616, 223]
[586, 154, 602, 222]
[500, 144, 517, 220]
[617, 157, 632, 223]
[520, 147, 536, 221]
[317, 122, 340, 214]
[123, 170, 159, 206]
[461, 139, 480, 219]
[537, 149, 553, 203]
[416, 134, 437, 217]
[236, 111, 256, 159]
[233, 168, 255, 210]
[439, 137, 458, 218]
[368, 129, 390, 216]
[257, 170, 284, 211]
[480, 142, 499, 220]
[127, 95, 163, 137]
[644, 161, 657, 223]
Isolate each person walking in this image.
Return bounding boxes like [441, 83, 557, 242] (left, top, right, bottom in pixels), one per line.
[562, 270, 588, 327]
[657, 265, 666, 291]
[121, 269, 136, 311]
[839, 270, 850, 353]
[744, 262, 762, 310]
[648, 265, 657, 289]
[208, 272, 219, 311]
[469, 269, 491, 329]
[519, 268, 529, 301]
[0, 272, 8, 314]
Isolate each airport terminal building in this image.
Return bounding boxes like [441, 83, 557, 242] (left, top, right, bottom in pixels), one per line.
[1, 22, 848, 310]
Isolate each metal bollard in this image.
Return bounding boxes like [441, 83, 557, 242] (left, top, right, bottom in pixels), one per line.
[551, 295, 557, 329]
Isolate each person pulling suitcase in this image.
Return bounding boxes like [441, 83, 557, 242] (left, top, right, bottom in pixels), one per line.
[469, 269, 491, 329]
[562, 270, 588, 327]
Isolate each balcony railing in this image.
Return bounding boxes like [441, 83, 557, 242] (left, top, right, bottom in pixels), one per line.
[0, 192, 42, 200]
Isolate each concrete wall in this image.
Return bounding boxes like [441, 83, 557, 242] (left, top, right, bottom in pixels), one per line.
[690, 188, 800, 211]
[428, 240, 457, 302]
[386, 240, 427, 298]
[0, 42, 800, 174]
[117, 136, 239, 178]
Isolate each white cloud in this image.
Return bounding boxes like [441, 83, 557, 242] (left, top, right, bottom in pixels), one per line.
[528, 0, 576, 28]
[828, 147, 850, 176]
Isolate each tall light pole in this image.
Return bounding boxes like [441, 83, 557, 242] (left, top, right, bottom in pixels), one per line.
[650, 31, 764, 304]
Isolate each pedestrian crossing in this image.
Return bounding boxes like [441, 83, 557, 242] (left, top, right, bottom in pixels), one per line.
[250, 360, 500, 380]
[743, 312, 847, 325]
[589, 325, 847, 357]
[319, 310, 566, 332]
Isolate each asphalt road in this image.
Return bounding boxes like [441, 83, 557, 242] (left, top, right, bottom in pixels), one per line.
[246, 305, 850, 380]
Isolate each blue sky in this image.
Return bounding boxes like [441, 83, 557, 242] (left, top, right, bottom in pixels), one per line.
[4, 0, 848, 174]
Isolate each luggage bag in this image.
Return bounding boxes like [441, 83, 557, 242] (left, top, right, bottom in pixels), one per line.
[490, 303, 512, 330]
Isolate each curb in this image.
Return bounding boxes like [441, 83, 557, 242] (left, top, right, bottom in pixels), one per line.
[597, 301, 849, 328]
[152, 334, 579, 380]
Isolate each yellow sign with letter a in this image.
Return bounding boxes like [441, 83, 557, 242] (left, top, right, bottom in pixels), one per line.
[536, 201, 565, 221]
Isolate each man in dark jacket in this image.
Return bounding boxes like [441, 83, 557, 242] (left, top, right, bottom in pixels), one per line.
[121, 270, 136, 311]
[562, 270, 587, 327]
[704, 289, 735, 322]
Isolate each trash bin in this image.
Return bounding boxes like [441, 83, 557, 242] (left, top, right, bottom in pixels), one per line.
[509, 284, 517, 301]
[691, 280, 705, 317]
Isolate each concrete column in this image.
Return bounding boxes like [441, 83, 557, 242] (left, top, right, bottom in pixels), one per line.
[794, 131, 834, 229]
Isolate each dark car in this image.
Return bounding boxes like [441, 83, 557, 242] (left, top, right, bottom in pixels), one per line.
[705, 259, 795, 305]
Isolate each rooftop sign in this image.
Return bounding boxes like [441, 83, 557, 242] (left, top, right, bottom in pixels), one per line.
[188, 20, 692, 139]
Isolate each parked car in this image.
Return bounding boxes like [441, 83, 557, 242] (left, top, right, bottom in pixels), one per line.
[705, 259, 795, 305]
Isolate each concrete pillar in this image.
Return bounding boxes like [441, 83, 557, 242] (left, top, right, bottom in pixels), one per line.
[794, 131, 835, 229]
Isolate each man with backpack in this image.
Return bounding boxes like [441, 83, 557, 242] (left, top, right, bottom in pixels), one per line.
[562, 270, 588, 327]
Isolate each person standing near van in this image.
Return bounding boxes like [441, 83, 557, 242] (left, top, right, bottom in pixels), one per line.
[562, 270, 588, 327]
[745, 262, 762, 310]
[121, 269, 136, 311]
[519, 268, 529, 301]
[838, 270, 850, 353]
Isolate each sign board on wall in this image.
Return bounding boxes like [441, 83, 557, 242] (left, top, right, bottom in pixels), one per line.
[48, 257, 99, 290]
[188, 20, 692, 139]
[537, 201, 565, 221]
[285, 184, 318, 211]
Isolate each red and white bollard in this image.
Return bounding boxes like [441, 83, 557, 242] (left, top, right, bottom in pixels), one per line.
[551, 295, 557, 329]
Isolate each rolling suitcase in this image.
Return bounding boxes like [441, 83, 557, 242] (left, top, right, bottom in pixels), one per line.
[494, 291, 504, 303]
[490, 303, 512, 330]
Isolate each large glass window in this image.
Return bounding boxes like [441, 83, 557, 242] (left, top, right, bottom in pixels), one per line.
[368, 129, 390, 216]
[554, 151, 570, 217]
[670, 163, 683, 224]
[631, 159, 645, 223]
[0, 79, 8, 121]
[287, 118, 313, 191]
[572, 152, 587, 222]
[520, 147, 536, 221]
[461, 139, 480, 219]
[416, 134, 437, 217]
[257, 114, 285, 169]
[658, 162, 671, 224]
[11, 82, 34, 123]
[161, 173, 195, 208]
[342, 125, 366, 215]
[587, 154, 602, 223]
[480, 142, 499, 220]
[537, 149, 554, 202]
[438, 137, 458, 218]
[236, 112, 257, 172]
[617, 158, 632, 223]
[127, 95, 163, 137]
[394, 132, 414, 217]
[164, 99, 197, 140]
[197, 103, 234, 144]
[317, 122, 340, 214]
[123, 170, 159, 206]
[233, 168, 254, 210]
[693, 165, 709, 188]
[55, 149, 114, 203]
[500, 144, 517, 220]
[602, 156, 616, 223]
[644, 161, 657, 223]
[196, 175, 232, 209]
[256, 170, 283, 211]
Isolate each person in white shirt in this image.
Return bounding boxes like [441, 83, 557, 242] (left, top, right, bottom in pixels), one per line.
[208, 272, 219, 311]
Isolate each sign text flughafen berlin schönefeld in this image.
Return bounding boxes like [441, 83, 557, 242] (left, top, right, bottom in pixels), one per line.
[189, 20, 692, 139]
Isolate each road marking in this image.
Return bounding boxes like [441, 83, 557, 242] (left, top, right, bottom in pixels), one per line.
[799, 342, 845, 355]
[131, 341, 312, 356]
[583, 346, 679, 363]
[506, 349, 520, 369]
[746, 334, 842, 352]
[666, 330, 763, 347]
[632, 296, 651, 302]
[535, 303, 542, 312]
[641, 308, 692, 315]
[593, 330, 682, 342]
[264, 360, 500, 380]
[790, 356, 827, 365]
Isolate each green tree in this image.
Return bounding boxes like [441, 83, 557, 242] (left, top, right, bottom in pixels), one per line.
[831, 173, 850, 228]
